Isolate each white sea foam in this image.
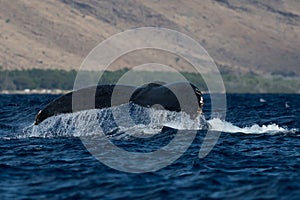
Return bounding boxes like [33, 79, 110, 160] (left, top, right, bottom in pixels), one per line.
[208, 118, 297, 134]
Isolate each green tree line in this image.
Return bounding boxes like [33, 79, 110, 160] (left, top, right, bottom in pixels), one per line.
[0, 69, 299, 93]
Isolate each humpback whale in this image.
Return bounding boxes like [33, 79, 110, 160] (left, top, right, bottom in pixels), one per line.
[34, 82, 204, 125]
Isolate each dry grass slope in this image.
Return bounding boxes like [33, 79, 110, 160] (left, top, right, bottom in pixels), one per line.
[0, 0, 299, 76]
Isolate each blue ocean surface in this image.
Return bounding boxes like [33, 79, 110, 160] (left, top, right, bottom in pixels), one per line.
[0, 94, 299, 199]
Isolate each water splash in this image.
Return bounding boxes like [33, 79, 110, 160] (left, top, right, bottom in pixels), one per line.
[21, 103, 209, 138]
[208, 118, 298, 134]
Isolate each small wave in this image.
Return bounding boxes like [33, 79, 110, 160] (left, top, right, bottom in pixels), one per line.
[208, 118, 298, 134]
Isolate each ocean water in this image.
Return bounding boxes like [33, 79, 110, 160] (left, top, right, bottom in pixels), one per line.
[0, 94, 299, 199]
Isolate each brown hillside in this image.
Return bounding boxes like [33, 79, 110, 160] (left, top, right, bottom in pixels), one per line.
[0, 0, 299, 76]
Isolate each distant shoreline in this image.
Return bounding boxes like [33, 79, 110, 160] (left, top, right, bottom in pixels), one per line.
[1, 69, 300, 93]
[1, 89, 299, 95]
[0, 89, 70, 94]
